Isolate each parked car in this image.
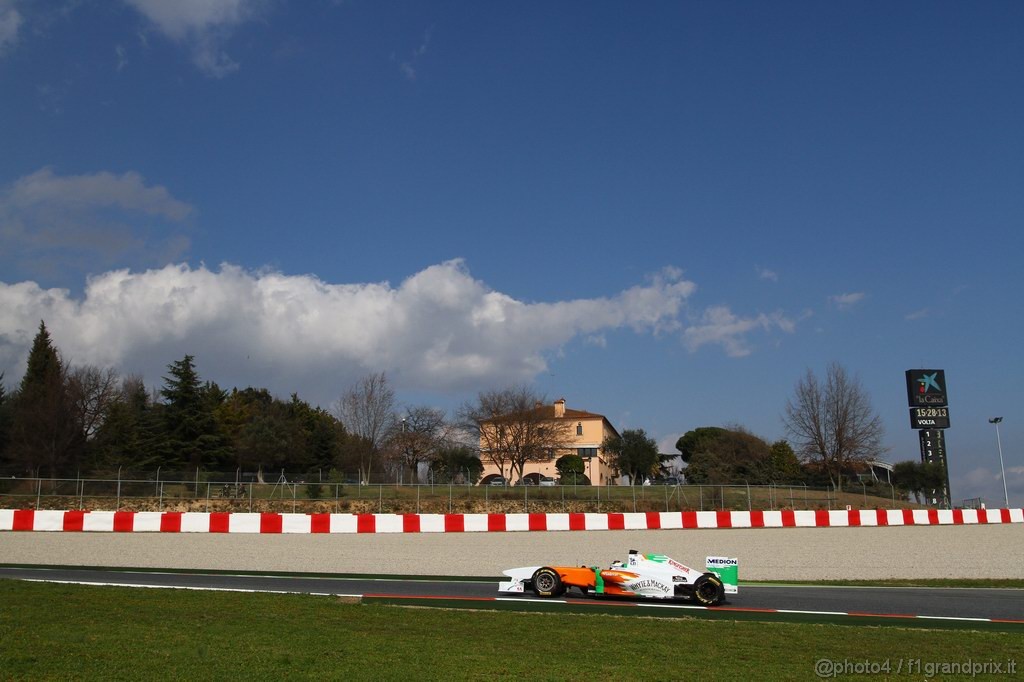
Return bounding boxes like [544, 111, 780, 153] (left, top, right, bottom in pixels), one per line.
[539, 476, 556, 487]
[488, 477, 508, 486]
[652, 476, 681, 485]
[516, 477, 538, 486]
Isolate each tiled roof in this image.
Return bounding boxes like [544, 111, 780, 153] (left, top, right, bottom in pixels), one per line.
[533, 405, 606, 420]
[481, 402, 619, 437]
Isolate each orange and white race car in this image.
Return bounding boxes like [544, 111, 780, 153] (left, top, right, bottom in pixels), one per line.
[498, 550, 737, 606]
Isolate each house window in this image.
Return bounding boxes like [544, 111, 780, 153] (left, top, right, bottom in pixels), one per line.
[578, 447, 597, 459]
[576, 422, 583, 436]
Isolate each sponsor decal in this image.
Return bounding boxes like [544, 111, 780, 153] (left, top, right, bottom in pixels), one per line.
[668, 559, 691, 573]
[905, 369, 948, 407]
[627, 579, 670, 593]
[706, 556, 740, 595]
[917, 372, 942, 395]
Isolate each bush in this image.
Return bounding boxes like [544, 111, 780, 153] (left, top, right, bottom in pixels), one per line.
[305, 483, 324, 499]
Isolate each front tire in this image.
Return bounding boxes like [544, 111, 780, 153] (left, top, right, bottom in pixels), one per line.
[692, 573, 725, 606]
[531, 567, 565, 597]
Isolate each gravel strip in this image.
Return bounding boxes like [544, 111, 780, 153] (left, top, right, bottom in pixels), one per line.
[2, 526, 1022, 580]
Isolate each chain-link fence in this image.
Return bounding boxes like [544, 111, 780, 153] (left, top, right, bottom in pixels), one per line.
[0, 472, 912, 514]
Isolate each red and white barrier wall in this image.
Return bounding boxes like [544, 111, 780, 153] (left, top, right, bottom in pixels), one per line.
[1, 508, 1021, 533]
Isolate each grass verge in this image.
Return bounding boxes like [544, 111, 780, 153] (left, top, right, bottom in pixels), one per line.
[2, 580, 1022, 681]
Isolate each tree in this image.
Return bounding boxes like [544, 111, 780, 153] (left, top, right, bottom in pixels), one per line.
[782, 363, 886, 493]
[334, 372, 396, 483]
[385, 406, 451, 483]
[7, 322, 82, 476]
[893, 459, 945, 506]
[67, 365, 120, 442]
[892, 460, 922, 503]
[677, 426, 772, 485]
[675, 427, 728, 464]
[90, 375, 162, 471]
[459, 386, 574, 484]
[217, 387, 289, 472]
[767, 440, 805, 484]
[919, 461, 947, 506]
[0, 373, 11, 463]
[602, 428, 660, 484]
[555, 453, 586, 484]
[286, 394, 343, 474]
[159, 355, 228, 471]
[429, 445, 482, 484]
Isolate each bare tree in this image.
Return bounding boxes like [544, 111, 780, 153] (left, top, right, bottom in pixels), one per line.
[334, 372, 396, 483]
[459, 386, 574, 483]
[782, 363, 886, 493]
[383, 405, 452, 483]
[67, 365, 121, 440]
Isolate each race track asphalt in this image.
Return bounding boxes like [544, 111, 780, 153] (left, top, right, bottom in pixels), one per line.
[2, 565, 1022, 626]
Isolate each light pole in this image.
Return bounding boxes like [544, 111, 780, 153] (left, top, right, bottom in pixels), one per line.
[989, 417, 1009, 508]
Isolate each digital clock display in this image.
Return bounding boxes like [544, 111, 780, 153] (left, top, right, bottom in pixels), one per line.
[913, 407, 948, 418]
[909, 407, 950, 429]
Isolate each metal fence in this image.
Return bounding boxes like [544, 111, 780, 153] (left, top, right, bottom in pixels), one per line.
[0, 473, 909, 514]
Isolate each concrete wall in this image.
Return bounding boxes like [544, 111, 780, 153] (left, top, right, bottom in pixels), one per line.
[2, 525, 1021, 580]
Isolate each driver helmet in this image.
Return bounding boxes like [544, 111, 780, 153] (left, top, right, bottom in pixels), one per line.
[610, 560, 624, 568]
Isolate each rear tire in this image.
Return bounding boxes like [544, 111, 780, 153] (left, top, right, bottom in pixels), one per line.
[692, 573, 725, 606]
[531, 567, 564, 597]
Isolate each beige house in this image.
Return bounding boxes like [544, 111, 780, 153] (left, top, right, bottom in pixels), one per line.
[479, 398, 620, 485]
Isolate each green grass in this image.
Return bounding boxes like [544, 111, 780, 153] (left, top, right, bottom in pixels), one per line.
[2, 580, 1022, 681]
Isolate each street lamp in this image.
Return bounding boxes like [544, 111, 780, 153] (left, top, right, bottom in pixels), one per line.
[989, 417, 1009, 508]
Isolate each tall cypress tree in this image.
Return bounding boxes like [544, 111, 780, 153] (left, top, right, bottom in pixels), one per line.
[8, 321, 82, 476]
[160, 355, 226, 472]
[19, 322, 61, 393]
[0, 373, 11, 466]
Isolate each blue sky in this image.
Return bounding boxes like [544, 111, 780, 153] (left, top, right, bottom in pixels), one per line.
[1, 1, 1021, 505]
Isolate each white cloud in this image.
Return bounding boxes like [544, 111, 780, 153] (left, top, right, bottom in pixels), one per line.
[4, 167, 191, 219]
[0, 0, 22, 54]
[757, 267, 778, 282]
[0, 261, 697, 404]
[122, 0, 268, 77]
[905, 308, 930, 321]
[682, 306, 795, 357]
[0, 167, 193, 280]
[828, 292, 865, 309]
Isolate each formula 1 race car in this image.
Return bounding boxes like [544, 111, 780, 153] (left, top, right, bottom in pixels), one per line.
[498, 550, 737, 606]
